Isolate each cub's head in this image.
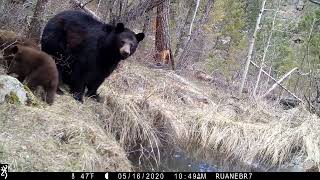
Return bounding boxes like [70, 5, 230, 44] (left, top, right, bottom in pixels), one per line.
[7, 45, 33, 75]
[113, 23, 145, 59]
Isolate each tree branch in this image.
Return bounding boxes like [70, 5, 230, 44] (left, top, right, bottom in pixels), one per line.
[118, 0, 166, 24]
[69, 0, 101, 21]
[309, 0, 320, 5]
[260, 67, 302, 101]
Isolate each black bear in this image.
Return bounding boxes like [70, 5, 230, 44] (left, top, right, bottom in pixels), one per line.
[7, 45, 59, 105]
[41, 10, 145, 102]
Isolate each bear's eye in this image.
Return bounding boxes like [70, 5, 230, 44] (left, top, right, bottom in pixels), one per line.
[121, 40, 125, 45]
[130, 43, 135, 50]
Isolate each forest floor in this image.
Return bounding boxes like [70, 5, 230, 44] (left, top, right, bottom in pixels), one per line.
[0, 58, 319, 172]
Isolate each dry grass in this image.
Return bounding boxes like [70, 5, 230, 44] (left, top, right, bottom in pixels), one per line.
[1, 52, 319, 172]
[96, 60, 320, 171]
[0, 95, 131, 172]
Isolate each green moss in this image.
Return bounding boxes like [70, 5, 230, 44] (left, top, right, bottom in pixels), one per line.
[0, 145, 4, 160]
[23, 85, 32, 93]
[23, 85, 41, 107]
[5, 91, 21, 105]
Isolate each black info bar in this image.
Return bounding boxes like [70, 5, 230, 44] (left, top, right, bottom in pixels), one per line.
[0, 172, 320, 180]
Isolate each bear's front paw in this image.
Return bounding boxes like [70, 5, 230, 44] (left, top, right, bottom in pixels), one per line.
[93, 94, 104, 103]
[56, 87, 64, 95]
[73, 93, 84, 103]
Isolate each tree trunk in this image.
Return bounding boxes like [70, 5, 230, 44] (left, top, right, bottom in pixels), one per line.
[186, 0, 201, 42]
[27, 0, 49, 43]
[176, 0, 214, 70]
[174, 6, 193, 57]
[155, 3, 165, 60]
[253, 0, 280, 96]
[239, 0, 266, 94]
[155, 0, 174, 69]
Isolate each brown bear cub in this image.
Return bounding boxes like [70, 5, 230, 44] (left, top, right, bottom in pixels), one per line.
[7, 45, 58, 105]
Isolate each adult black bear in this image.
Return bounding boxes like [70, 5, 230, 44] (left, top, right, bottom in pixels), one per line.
[41, 10, 145, 102]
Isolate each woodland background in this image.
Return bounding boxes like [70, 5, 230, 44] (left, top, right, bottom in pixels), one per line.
[1, 0, 320, 172]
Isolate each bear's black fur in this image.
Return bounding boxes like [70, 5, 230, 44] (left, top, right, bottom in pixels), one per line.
[41, 10, 144, 102]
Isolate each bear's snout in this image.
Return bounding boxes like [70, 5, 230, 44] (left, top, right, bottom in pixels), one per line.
[120, 44, 130, 58]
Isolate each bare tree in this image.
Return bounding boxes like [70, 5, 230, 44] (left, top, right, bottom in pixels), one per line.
[174, 3, 194, 57]
[253, 0, 281, 96]
[176, 0, 215, 70]
[186, 0, 201, 42]
[239, 0, 267, 94]
[27, 0, 49, 43]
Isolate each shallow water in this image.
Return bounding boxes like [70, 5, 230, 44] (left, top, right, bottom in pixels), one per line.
[131, 148, 218, 172]
[130, 147, 306, 172]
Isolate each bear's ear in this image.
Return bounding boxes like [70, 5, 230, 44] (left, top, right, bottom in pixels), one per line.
[136, 33, 145, 42]
[102, 24, 113, 33]
[115, 23, 125, 33]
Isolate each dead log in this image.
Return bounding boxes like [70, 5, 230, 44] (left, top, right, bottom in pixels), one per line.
[280, 98, 301, 110]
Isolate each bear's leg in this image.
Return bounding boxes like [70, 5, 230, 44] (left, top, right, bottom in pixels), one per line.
[17, 76, 26, 83]
[56, 69, 65, 95]
[69, 63, 87, 103]
[44, 86, 56, 105]
[26, 79, 38, 91]
[26, 71, 41, 91]
[56, 88, 64, 95]
[70, 78, 86, 102]
[86, 76, 105, 102]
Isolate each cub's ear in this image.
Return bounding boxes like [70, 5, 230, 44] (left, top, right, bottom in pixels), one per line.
[115, 23, 125, 33]
[136, 33, 145, 42]
[102, 24, 113, 33]
[10, 45, 19, 54]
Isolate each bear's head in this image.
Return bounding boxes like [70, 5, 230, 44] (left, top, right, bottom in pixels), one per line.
[113, 23, 145, 59]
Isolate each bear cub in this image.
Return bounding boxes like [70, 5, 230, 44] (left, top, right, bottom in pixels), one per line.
[7, 45, 58, 105]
